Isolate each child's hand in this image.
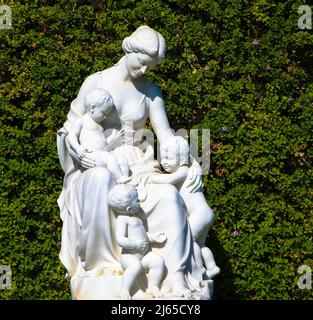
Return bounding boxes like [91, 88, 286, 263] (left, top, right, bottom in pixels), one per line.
[108, 128, 124, 147]
[135, 239, 148, 252]
[154, 232, 167, 244]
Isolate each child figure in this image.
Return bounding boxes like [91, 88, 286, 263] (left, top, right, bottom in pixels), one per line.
[67, 88, 129, 183]
[108, 184, 167, 299]
[147, 136, 220, 279]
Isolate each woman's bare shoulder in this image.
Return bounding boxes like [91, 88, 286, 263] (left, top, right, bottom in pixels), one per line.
[80, 67, 115, 90]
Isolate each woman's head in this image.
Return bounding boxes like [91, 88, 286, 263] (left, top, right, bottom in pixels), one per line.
[122, 26, 166, 79]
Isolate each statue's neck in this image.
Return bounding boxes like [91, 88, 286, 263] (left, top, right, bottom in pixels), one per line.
[113, 56, 132, 83]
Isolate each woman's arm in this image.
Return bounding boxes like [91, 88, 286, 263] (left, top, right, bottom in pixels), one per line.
[148, 83, 203, 193]
[148, 84, 174, 145]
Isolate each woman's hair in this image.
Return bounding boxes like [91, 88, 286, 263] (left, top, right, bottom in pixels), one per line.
[122, 26, 166, 64]
[108, 184, 138, 214]
[160, 136, 190, 166]
[84, 88, 114, 112]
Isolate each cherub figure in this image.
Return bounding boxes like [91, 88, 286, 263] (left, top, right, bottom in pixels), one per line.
[147, 136, 220, 279]
[108, 184, 167, 299]
[67, 88, 129, 183]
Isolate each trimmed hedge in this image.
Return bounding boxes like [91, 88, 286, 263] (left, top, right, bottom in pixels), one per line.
[0, 0, 312, 299]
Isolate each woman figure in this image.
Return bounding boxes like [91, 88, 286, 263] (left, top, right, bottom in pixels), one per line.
[57, 26, 212, 299]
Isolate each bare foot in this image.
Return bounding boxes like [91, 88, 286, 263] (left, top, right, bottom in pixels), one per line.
[147, 285, 163, 298]
[119, 288, 132, 300]
[172, 282, 194, 300]
[161, 283, 171, 296]
[206, 266, 220, 279]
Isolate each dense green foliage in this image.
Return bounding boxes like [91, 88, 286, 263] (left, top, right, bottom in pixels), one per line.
[0, 0, 312, 299]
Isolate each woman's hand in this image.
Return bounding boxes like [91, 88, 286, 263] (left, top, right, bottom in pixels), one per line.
[185, 161, 203, 193]
[66, 136, 96, 169]
[75, 145, 88, 160]
[80, 149, 96, 169]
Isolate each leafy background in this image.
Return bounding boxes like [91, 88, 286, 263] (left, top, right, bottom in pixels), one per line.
[0, 0, 312, 299]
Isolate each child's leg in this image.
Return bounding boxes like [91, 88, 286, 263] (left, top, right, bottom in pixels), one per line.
[142, 252, 165, 297]
[181, 190, 214, 241]
[120, 254, 143, 299]
[181, 190, 219, 279]
[116, 155, 130, 177]
[197, 236, 220, 279]
[98, 151, 127, 182]
[193, 241, 205, 271]
[202, 247, 220, 279]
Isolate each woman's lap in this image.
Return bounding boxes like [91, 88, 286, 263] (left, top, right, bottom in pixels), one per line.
[75, 168, 192, 277]
[76, 167, 120, 270]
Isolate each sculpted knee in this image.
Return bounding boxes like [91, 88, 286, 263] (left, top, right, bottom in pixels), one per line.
[199, 206, 215, 225]
[149, 253, 165, 270]
[89, 166, 113, 182]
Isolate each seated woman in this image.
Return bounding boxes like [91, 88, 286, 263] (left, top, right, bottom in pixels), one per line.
[57, 26, 212, 299]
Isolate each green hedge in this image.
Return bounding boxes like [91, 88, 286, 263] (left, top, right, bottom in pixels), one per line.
[0, 0, 312, 299]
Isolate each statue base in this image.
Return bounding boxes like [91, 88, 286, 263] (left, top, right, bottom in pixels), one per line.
[70, 274, 213, 300]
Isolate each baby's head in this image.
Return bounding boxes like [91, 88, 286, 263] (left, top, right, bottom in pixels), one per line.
[108, 184, 141, 215]
[160, 136, 189, 173]
[84, 88, 114, 122]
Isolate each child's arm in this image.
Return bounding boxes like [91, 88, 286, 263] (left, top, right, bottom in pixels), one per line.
[116, 217, 136, 250]
[148, 166, 189, 185]
[67, 117, 86, 158]
[116, 217, 147, 251]
[106, 128, 123, 151]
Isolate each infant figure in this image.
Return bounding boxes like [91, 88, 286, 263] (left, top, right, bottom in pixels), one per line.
[109, 184, 167, 299]
[67, 88, 129, 183]
[148, 136, 220, 279]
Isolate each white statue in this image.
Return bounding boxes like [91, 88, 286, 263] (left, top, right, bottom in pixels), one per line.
[109, 184, 166, 299]
[57, 25, 219, 300]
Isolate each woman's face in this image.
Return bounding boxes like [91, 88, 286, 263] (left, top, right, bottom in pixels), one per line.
[126, 52, 158, 79]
